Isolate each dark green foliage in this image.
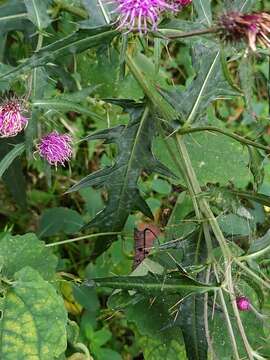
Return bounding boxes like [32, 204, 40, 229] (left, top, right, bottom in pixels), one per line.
[68, 102, 175, 256]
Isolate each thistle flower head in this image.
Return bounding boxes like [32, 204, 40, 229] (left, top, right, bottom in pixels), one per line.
[37, 131, 72, 167]
[218, 11, 270, 51]
[236, 296, 250, 311]
[113, 0, 178, 33]
[0, 98, 28, 137]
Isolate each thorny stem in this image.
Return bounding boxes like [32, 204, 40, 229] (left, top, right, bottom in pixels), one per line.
[204, 265, 216, 359]
[126, 52, 257, 359]
[235, 259, 270, 290]
[176, 135, 259, 359]
[226, 265, 254, 359]
[213, 265, 240, 360]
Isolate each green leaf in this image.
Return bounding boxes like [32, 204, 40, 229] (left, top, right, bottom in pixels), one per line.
[80, 0, 111, 28]
[225, 189, 270, 207]
[154, 132, 251, 188]
[38, 207, 84, 238]
[248, 229, 270, 258]
[0, 137, 27, 209]
[160, 45, 237, 125]
[109, 291, 186, 359]
[152, 178, 172, 195]
[0, 267, 67, 360]
[176, 295, 208, 360]
[193, 0, 212, 25]
[0, 27, 118, 82]
[138, 337, 186, 360]
[24, 0, 51, 30]
[0, 143, 25, 178]
[218, 213, 251, 236]
[248, 147, 265, 191]
[0, 0, 29, 33]
[0, 232, 57, 280]
[32, 98, 104, 122]
[91, 273, 217, 295]
[26, 67, 48, 157]
[225, 0, 257, 12]
[68, 104, 175, 257]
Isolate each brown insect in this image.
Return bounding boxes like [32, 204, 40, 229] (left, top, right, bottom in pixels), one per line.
[133, 223, 160, 269]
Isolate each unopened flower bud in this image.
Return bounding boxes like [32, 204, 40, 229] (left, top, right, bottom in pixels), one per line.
[236, 296, 250, 311]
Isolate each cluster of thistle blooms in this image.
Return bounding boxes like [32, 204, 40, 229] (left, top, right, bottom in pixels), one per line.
[111, 0, 192, 33]
[111, 0, 270, 51]
[0, 98, 72, 167]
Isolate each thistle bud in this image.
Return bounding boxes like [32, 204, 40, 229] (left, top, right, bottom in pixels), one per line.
[218, 12, 270, 51]
[236, 296, 250, 311]
[0, 98, 28, 137]
[37, 131, 73, 167]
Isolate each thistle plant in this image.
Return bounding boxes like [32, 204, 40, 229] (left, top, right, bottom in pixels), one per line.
[0, 1, 269, 360]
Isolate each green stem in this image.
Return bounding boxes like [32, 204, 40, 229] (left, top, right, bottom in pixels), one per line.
[176, 134, 231, 258]
[213, 265, 240, 360]
[171, 126, 270, 152]
[234, 259, 270, 290]
[125, 53, 177, 121]
[45, 232, 120, 247]
[226, 265, 254, 359]
[238, 244, 270, 261]
[126, 52, 255, 359]
[155, 27, 218, 40]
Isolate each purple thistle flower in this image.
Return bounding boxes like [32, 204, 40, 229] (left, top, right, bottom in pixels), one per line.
[113, 0, 178, 33]
[236, 296, 250, 311]
[37, 131, 73, 167]
[0, 99, 28, 137]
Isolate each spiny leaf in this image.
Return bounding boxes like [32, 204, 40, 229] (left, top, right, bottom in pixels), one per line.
[176, 295, 208, 360]
[0, 0, 30, 33]
[160, 44, 238, 126]
[80, 0, 111, 28]
[193, 0, 212, 25]
[68, 104, 176, 257]
[24, 0, 51, 30]
[0, 27, 118, 82]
